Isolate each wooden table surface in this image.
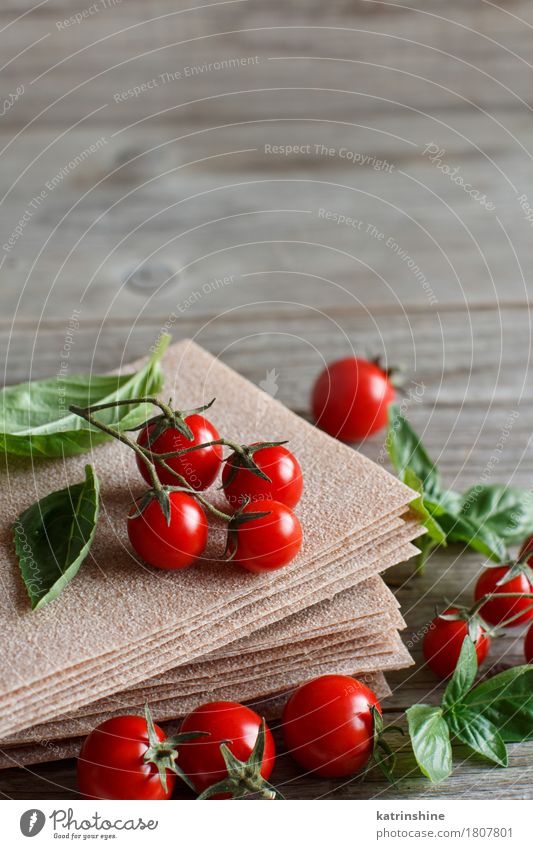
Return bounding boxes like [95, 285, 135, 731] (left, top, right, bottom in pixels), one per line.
[1, 0, 532, 800]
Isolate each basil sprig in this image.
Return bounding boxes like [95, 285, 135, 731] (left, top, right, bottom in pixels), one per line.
[407, 637, 533, 782]
[13, 464, 100, 610]
[404, 704, 452, 784]
[0, 335, 169, 457]
[387, 405, 533, 568]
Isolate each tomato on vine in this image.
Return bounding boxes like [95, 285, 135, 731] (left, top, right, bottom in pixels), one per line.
[136, 404, 222, 490]
[178, 701, 280, 799]
[226, 499, 302, 573]
[311, 356, 396, 441]
[77, 705, 205, 800]
[282, 675, 390, 778]
[423, 607, 491, 679]
[474, 562, 533, 628]
[128, 490, 208, 570]
[222, 443, 303, 509]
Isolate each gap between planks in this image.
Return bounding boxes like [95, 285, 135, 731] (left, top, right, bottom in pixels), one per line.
[0, 298, 531, 331]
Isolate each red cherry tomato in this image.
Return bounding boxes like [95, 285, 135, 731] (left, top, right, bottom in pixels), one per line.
[474, 565, 533, 628]
[137, 414, 222, 490]
[77, 714, 174, 800]
[525, 622, 533, 663]
[282, 675, 380, 778]
[423, 607, 491, 679]
[222, 444, 303, 510]
[230, 499, 302, 573]
[311, 357, 395, 441]
[128, 491, 208, 570]
[178, 701, 276, 796]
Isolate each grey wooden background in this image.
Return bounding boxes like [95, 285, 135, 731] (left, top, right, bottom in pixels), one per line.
[1, 0, 532, 799]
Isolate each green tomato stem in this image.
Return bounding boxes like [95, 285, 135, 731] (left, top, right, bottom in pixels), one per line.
[69, 404, 232, 524]
[70, 405, 165, 497]
[470, 591, 533, 618]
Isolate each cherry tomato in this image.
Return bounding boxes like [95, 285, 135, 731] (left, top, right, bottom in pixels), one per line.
[525, 622, 533, 663]
[423, 607, 491, 679]
[137, 414, 222, 490]
[178, 701, 276, 796]
[474, 565, 533, 628]
[128, 491, 208, 570]
[222, 444, 303, 510]
[311, 357, 395, 441]
[230, 499, 302, 573]
[282, 675, 380, 778]
[77, 714, 174, 800]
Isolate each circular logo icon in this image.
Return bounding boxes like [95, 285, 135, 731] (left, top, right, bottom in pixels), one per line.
[20, 809, 46, 837]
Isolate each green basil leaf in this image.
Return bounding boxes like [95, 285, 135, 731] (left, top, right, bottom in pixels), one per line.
[426, 489, 463, 517]
[460, 484, 533, 543]
[464, 666, 533, 742]
[465, 665, 533, 705]
[0, 335, 169, 457]
[403, 468, 446, 545]
[477, 696, 533, 743]
[387, 405, 441, 498]
[443, 637, 478, 708]
[416, 536, 439, 572]
[436, 510, 507, 562]
[406, 704, 452, 783]
[385, 405, 533, 564]
[447, 706, 508, 767]
[12, 464, 100, 610]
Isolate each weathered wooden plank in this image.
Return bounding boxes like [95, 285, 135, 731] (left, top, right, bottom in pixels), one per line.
[2, 0, 533, 321]
[1, 305, 531, 482]
[1, 0, 532, 802]
[3, 0, 533, 125]
[2, 719, 532, 800]
[0, 308, 531, 798]
[2, 113, 532, 319]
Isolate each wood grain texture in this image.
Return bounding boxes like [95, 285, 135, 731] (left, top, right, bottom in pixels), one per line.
[1, 0, 532, 799]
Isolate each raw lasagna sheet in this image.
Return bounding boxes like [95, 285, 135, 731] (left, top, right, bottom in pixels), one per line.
[1, 557, 417, 748]
[2, 630, 412, 753]
[0, 339, 415, 705]
[1, 530, 421, 736]
[0, 507, 405, 713]
[6, 670, 392, 772]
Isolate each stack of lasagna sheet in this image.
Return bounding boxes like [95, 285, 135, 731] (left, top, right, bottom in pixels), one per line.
[0, 340, 423, 770]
